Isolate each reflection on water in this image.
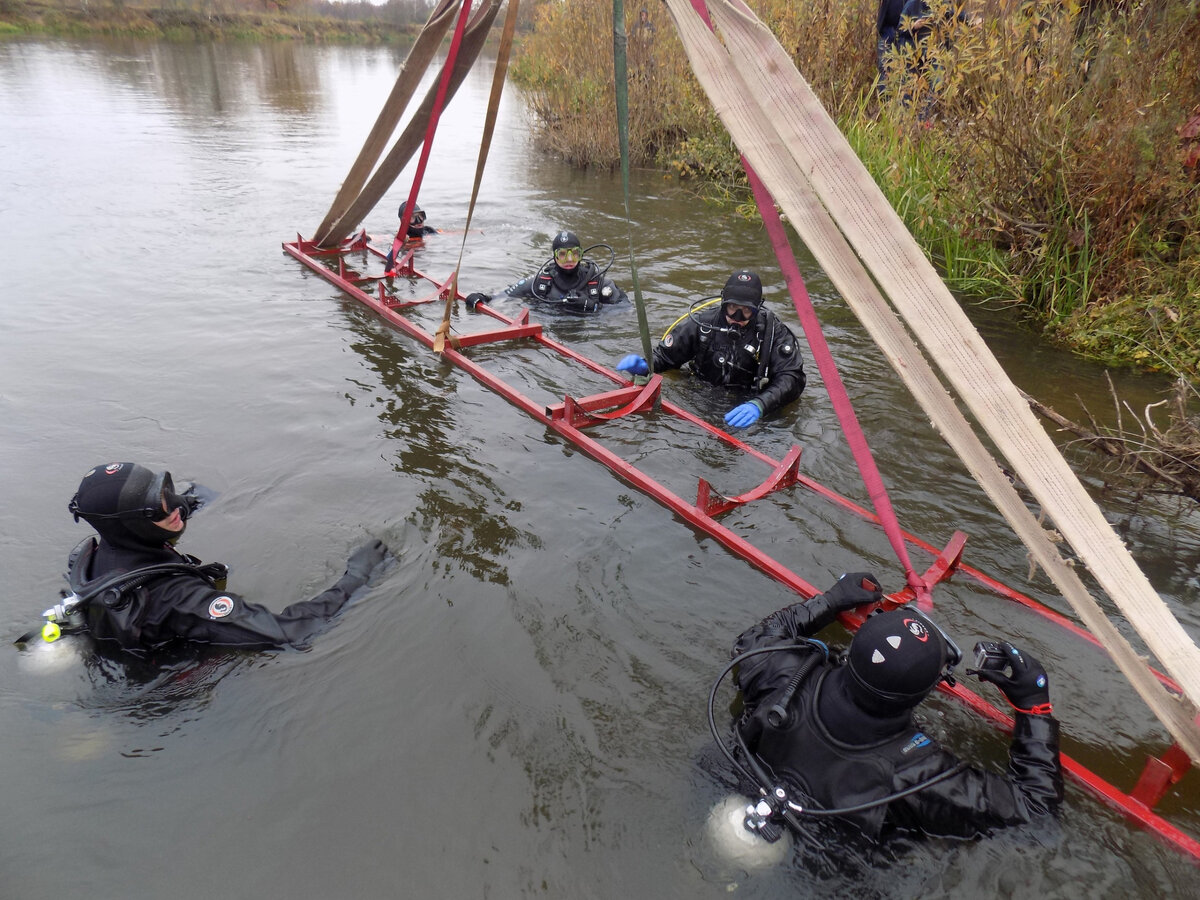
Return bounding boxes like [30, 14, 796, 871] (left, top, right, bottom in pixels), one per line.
[1, 36, 1198, 900]
[340, 306, 541, 586]
[82, 38, 354, 118]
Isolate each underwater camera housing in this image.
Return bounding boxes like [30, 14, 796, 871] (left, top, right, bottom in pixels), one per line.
[972, 641, 1009, 672]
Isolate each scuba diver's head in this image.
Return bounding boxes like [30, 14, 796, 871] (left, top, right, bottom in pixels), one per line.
[398, 201, 427, 227]
[844, 607, 955, 715]
[69, 462, 190, 549]
[720, 269, 763, 329]
[551, 230, 582, 272]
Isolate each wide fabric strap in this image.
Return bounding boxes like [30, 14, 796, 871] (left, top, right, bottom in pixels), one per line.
[320, 0, 504, 247]
[666, 0, 1200, 760]
[435, 0, 522, 354]
[390, 0, 475, 271]
[313, 0, 460, 247]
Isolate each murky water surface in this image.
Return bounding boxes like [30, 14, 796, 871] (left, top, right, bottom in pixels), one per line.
[1, 38, 1197, 898]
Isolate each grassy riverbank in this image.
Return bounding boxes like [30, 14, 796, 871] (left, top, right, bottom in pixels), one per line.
[511, 0, 1200, 384]
[0, 0, 417, 42]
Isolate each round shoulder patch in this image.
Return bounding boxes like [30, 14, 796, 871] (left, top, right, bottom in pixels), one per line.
[663, 333, 674, 348]
[208, 596, 235, 619]
[779, 342, 794, 356]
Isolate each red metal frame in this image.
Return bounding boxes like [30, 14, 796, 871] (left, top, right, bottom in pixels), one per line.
[284, 231, 1198, 861]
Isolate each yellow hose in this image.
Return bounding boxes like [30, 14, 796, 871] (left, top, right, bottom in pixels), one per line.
[663, 297, 722, 341]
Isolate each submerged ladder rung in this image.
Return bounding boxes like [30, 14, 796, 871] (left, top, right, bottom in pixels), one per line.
[337, 255, 372, 285]
[428, 270, 461, 301]
[696, 444, 803, 517]
[546, 376, 662, 428]
[446, 309, 542, 348]
[375, 281, 434, 310]
[1132, 740, 1194, 810]
[287, 236, 342, 258]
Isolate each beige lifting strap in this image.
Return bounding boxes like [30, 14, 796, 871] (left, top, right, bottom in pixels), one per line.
[433, 0, 521, 354]
[313, 0, 460, 247]
[316, 0, 505, 248]
[665, 0, 1200, 761]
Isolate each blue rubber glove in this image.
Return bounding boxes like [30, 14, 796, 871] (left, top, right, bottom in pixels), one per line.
[724, 400, 763, 428]
[616, 354, 649, 376]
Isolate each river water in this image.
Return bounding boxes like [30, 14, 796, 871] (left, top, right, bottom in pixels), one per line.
[1, 37, 1198, 898]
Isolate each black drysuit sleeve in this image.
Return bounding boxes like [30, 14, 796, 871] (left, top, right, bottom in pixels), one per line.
[730, 593, 845, 697]
[87, 569, 371, 651]
[886, 712, 1063, 837]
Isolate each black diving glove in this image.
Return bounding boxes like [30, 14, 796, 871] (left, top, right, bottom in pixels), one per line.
[179, 482, 218, 516]
[465, 292, 490, 311]
[793, 571, 883, 634]
[344, 539, 388, 583]
[820, 571, 884, 613]
[972, 641, 1051, 713]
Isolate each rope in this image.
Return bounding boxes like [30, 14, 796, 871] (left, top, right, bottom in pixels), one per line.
[433, 0, 522, 353]
[613, 0, 654, 369]
[665, 0, 1200, 762]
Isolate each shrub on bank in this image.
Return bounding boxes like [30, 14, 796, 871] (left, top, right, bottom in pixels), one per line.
[510, 0, 721, 172]
[510, 0, 1199, 381]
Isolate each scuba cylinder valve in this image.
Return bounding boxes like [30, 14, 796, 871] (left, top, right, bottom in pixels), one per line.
[44, 592, 86, 628]
[40, 592, 86, 642]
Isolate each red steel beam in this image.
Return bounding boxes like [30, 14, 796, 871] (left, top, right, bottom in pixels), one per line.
[283, 236, 1197, 858]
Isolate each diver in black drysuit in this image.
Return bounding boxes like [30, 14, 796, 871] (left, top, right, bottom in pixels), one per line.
[384, 202, 437, 270]
[466, 230, 628, 315]
[617, 269, 805, 428]
[397, 201, 437, 239]
[63, 462, 387, 653]
[730, 572, 1063, 839]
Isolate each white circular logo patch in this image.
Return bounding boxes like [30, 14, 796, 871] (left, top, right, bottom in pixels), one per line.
[903, 617, 930, 642]
[208, 596, 235, 619]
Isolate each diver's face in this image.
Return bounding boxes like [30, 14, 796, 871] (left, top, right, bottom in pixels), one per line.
[724, 302, 754, 328]
[554, 246, 581, 271]
[156, 496, 185, 533]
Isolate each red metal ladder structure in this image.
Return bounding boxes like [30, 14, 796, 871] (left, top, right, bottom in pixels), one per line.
[283, 231, 1199, 858]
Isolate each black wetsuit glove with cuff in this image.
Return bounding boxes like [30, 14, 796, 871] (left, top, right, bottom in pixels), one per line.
[973, 641, 1052, 713]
